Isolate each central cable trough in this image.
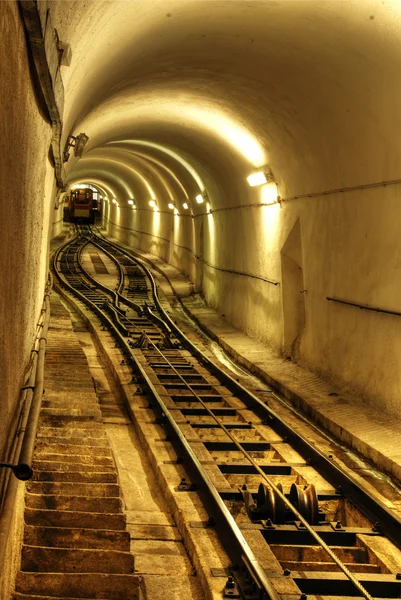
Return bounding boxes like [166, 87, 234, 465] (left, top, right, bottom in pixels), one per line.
[53, 226, 401, 600]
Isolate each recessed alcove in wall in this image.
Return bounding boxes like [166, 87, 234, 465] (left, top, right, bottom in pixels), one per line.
[281, 219, 306, 357]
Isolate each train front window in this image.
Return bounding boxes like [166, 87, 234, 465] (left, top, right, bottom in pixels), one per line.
[75, 190, 89, 204]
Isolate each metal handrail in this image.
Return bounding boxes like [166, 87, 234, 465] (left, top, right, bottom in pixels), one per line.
[0, 276, 52, 575]
[327, 295, 401, 317]
[17, 290, 51, 478]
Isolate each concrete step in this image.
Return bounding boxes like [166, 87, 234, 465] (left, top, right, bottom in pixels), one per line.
[42, 382, 96, 390]
[42, 401, 101, 410]
[39, 416, 103, 428]
[33, 471, 118, 484]
[32, 461, 116, 474]
[37, 428, 107, 439]
[25, 494, 122, 513]
[24, 525, 130, 551]
[34, 443, 112, 456]
[36, 436, 110, 447]
[40, 408, 102, 419]
[15, 572, 139, 599]
[33, 453, 114, 467]
[13, 594, 112, 600]
[25, 508, 126, 530]
[21, 545, 135, 574]
[42, 394, 100, 406]
[26, 482, 120, 497]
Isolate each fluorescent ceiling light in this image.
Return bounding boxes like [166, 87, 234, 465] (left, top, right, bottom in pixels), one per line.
[183, 203, 189, 210]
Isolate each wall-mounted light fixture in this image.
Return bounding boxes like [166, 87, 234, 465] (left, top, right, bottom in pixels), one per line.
[183, 202, 189, 210]
[149, 200, 156, 208]
[247, 168, 279, 203]
[247, 171, 270, 187]
[168, 203, 175, 210]
[128, 199, 134, 205]
[196, 191, 208, 204]
[112, 199, 117, 204]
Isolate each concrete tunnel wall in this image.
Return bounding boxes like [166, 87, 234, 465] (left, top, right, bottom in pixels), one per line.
[2, 0, 401, 481]
[1, 3, 57, 594]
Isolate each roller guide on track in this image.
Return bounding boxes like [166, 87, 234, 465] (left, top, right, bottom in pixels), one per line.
[242, 482, 321, 525]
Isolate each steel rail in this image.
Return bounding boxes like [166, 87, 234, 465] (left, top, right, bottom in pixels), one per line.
[79, 237, 144, 316]
[88, 237, 171, 332]
[54, 231, 401, 599]
[52, 235, 281, 600]
[87, 241, 376, 600]
[59, 233, 374, 593]
[137, 336, 374, 600]
[91, 232, 401, 553]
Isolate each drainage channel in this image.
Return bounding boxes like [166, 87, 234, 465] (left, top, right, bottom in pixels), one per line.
[51, 227, 401, 600]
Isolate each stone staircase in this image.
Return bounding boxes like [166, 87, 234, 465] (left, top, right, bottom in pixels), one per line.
[12, 294, 139, 599]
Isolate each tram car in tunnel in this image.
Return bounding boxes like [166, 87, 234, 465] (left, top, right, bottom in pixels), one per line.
[67, 188, 95, 223]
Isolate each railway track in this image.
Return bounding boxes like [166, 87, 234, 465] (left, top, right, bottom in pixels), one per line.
[52, 226, 401, 600]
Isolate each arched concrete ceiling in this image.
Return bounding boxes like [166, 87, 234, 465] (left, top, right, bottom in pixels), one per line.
[54, 0, 401, 206]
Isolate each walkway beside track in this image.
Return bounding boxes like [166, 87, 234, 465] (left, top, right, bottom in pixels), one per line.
[100, 231, 401, 487]
[12, 293, 138, 600]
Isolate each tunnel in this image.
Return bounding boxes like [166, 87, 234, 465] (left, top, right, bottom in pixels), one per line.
[2, 0, 401, 597]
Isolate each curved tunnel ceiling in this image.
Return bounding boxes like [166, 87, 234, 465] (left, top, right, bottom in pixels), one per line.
[56, 0, 401, 208]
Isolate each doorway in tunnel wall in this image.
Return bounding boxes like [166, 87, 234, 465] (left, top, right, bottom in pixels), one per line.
[280, 218, 306, 357]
